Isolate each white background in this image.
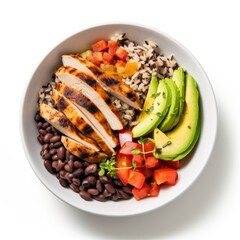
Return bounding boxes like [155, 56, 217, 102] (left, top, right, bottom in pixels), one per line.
[1, 0, 239, 239]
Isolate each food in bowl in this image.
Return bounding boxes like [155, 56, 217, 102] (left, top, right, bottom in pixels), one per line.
[35, 33, 200, 202]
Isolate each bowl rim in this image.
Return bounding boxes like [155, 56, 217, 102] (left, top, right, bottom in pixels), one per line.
[20, 22, 218, 217]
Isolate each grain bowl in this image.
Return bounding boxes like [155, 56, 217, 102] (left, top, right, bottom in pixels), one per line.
[20, 23, 217, 216]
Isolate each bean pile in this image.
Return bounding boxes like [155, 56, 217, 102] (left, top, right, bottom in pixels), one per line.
[35, 111, 133, 201]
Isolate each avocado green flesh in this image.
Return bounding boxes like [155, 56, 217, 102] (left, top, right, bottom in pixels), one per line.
[132, 79, 171, 138]
[159, 78, 180, 132]
[157, 116, 201, 161]
[172, 67, 185, 127]
[137, 76, 159, 123]
[153, 74, 199, 159]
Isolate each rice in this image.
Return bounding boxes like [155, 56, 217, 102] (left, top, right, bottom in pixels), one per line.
[110, 33, 178, 128]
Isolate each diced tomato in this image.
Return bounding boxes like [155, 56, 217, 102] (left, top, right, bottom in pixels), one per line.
[108, 40, 119, 55]
[118, 129, 133, 147]
[145, 156, 159, 168]
[149, 179, 161, 197]
[119, 141, 142, 155]
[108, 40, 119, 49]
[103, 52, 114, 65]
[144, 140, 155, 158]
[153, 168, 178, 186]
[92, 40, 108, 52]
[136, 167, 153, 179]
[132, 154, 144, 167]
[90, 52, 103, 66]
[116, 154, 132, 186]
[115, 47, 128, 61]
[128, 170, 145, 189]
[164, 160, 181, 169]
[132, 182, 150, 201]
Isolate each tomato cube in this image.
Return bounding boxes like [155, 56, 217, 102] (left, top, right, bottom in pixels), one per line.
[115, 47, 128, 61]
[164, 160, 181, 169]
[92, 40, 108, 52]
[116, 154, 132, 186]
[103, 52, 114, 65]
[132, 154, 144, 167]
[145, 157, 159, 168]
[132, 182, 150, 201]
[153, 168, 178, 186]
[144, 140, 155, 158]
[128, 170, 145, 189]
[108, 40, 119, 55]
[149, 179, 161, 197]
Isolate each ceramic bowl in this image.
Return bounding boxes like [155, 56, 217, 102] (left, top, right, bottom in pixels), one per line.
[20, 23, 217, 216]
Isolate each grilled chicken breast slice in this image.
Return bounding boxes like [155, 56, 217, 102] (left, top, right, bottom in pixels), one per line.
[62, 54, 141, 110]
[52, 88, 115, 155]
[39, 103, 99, 151]
[61, 136, 107, 163]
[55, 82, 119, 148]
[55, 66, 123, 130]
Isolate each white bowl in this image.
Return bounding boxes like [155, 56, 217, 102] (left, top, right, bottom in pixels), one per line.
[20, 23, 217, 216]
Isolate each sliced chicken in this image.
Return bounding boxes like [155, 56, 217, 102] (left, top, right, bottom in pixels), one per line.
[52, 88, 115, 155]
[55, 66, 123, 130]
[61, 136, 107, 163]
[39, 103, 99, 151]
[62, 54, 141, 110]
[55, 82, 119, 148]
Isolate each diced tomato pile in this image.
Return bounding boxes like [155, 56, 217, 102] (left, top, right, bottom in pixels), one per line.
[81, 39, 138, 78]
[116, 130, 180, 201]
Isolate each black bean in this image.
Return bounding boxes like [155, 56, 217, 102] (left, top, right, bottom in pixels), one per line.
[104, 183, 116, 194]
[37, 122, 43, 129]
[39, 129, 47, 135]
[49, 148, 57, 155]
[37, 135, 44, 144]
[82, 179, 91, 188]
[73, 161, 83, 169]
[65, 172, 73, 183]
[66, 150, 71, 160]
[59, 170, 67, 179]
[52, 154, 58, 161]
[70, 183, 80, 193]
[48, 142, 54, 149]
[87, 188, 99, 196]
[94, 194, 106, 202]
[99, 176, 110, 184]
[57, 146, 66, 160]
[79, 190, 92, 201]
[122, 185, 133, 194]
[117, 189, 131, 200]
[44, 160, 55, 173]
[43, 133, 54, 143]
[69, 154, 76, 161]
[86, 175, 96, 185]
[72, 178, 81, 186]
[59, 178, 68, 188]
[53, 141, 62, 148]
[34, 112, 41, 122]
[56, 160, 65, 172]
[46, 126, 53, 133]
[84, 164, 97, 175]
[64, 161, 74, 173]
[72, 168, 83, 178]
[96, 180, 103, 193]
[113, 179, 124, 187]
[42, 143, 49, 151]
[42, 122, 50, 129]
[103, 189, 111, 197]
[50, 135, 61, 143]
[110, 194, 119, 201]
[42, 149, 51, 160]
[52, 161, 58, 169]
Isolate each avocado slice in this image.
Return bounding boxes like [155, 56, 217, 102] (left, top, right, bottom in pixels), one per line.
[159, 78, 180, 132]
[137, 76, 159, 123]
[132, 79, 171, 138]
[153, 74, 199, 159]
[172, 67, 185, 127]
